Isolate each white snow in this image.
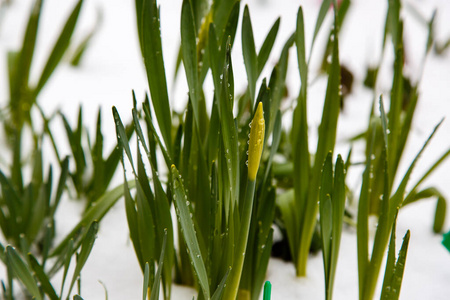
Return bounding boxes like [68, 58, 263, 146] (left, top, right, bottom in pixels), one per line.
[1, 0, 449, 299]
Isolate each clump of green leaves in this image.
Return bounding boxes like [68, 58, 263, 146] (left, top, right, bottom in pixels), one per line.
[113, 0, 287, 299]
[275, 0, 344, 277]
[319, 153, 346, 300]
[355, 1, 450, 298]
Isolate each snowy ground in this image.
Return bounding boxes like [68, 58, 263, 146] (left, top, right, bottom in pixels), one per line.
[1, 0, 450, 299]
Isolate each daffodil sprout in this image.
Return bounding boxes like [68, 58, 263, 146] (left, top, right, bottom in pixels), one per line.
[247, 102, 265, 181]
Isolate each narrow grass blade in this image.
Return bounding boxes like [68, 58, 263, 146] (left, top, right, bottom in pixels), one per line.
[219, 41, 239, 203]
[50, 157, 69, 219]
[181, 0, 200, 126]
[67, 221, 98, 297]
[150, 231, 167, 300]
[35, 0, 84, 95]
[257, 18, 280, 76]
[381, 212, 398, 298]
[310, 0, 332, 56]
[211, 268, 230, 300]
[242, 5, 258, 105]
[6, 246, 42, 300]
[10, 0, 42, 103]
[143, 262, 150, 300]
[28, 254, 59, 300]
[141, 0, 172, 155]
[320, 153, 333, 284]
[381, 230, 410, 300]
[357, 127, 376, 296]
[292, 6, 310, 236]
[171, 165, 210, 299]
[390, 119, 444, 213]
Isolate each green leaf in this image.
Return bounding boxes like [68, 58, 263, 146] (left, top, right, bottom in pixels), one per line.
[171, 165, 210, 299]
[141, 0, 173, 155]
[70, 9, 102, 66]
[112, 106, 136, 173]
[34, 0, 84, 95]
[257, 18, 280, 76]
[320, 153, 333, 283]
[381, 230, 410, 300]
[210, 268, 230, 300]
[218, 40, 239, 204]
[6, 246, 42, 300]
[10, 0, 42, 105]
[181, 0, 201, 127]
[390, 119, 444, 213]
[242, 5, 258, 105]
[150, 231, 167, 300]
[310, 0, 332, 56]
[67, 221, 99, 297]
[143, 262, 150, 300]
[29, 254, 59, 300]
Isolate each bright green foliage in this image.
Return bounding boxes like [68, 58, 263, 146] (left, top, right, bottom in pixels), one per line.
[7, 0, 84, 134]
[354, 1, 450, 298]
[278, 3, 343, 277]
[380, 216, 410, 300]
[319, 153, 346, 300]
[4, 222, 98, 300]
[115, 1, 285, 299]
[42, 106, 134, 210]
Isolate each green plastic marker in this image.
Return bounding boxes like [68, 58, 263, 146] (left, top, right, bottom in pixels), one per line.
[263, 281, 272, 300]
[443, 230, 450, 252]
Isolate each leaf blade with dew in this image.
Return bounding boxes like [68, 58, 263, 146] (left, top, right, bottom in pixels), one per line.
[132, 107, 175, 296]
[357, 126, 376, 296]
[141, 0, 172, 155]
[28, 254, 59, 300]
[112, 106, 136, 173]
[181, 0, 201, 126]
[34, 0, 84, 95]
[328, 154, 346, 299]
[382, 230, 410, 300]
[5, 246, 42, 300]
[242, 5, 258, 105]
[320, 153, 333, 285]
[211, 268, 230, 300]
[218, 39, 239, 202]
[150, 231, 167, 300]
[381, 212, 398, 299]
[292, 6, 310, 241]
[170, 165, 210, 299]
[298, 7, 342, 276]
